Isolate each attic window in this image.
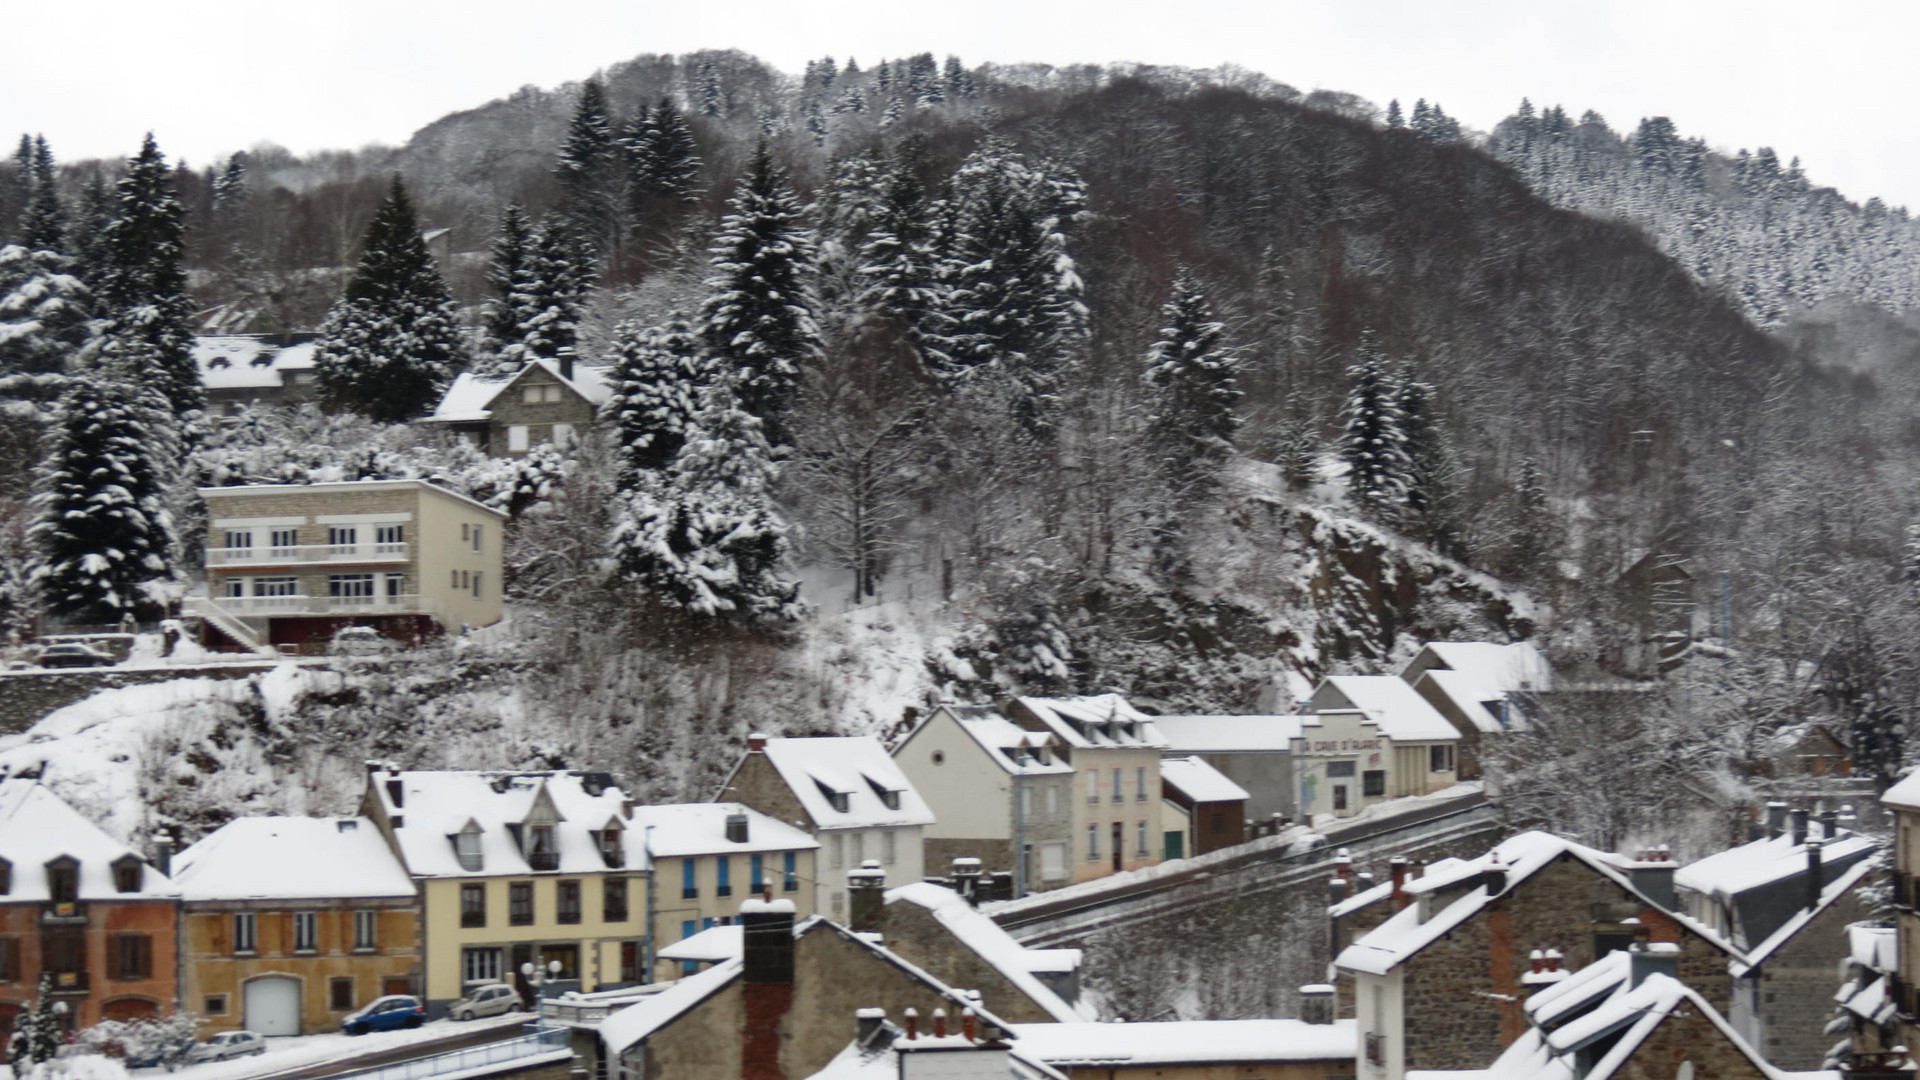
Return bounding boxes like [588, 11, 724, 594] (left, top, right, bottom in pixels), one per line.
[863, 775, 901, 812]
[528, 825, 558, 871]
[0, 858, 9, 895]
[813, 779, 850, 814]
[249, 353, 274, 367]
[112, 854, 144, 893]
[454, 825, 484, 872]
[207, 358, 231, 369]
[46, 857, 78, 905]
[599, 822, 623, 868]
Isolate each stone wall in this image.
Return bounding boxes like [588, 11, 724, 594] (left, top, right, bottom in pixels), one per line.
[1759, 889, 1869, 1069]
[0, 665, 282, 734]
[877, 896, 1061, 1023]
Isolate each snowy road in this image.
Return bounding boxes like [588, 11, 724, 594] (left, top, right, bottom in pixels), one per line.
[142, 1014, 529, 1080]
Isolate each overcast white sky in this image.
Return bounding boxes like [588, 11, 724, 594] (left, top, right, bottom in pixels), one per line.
[7, 0, 1917, 209]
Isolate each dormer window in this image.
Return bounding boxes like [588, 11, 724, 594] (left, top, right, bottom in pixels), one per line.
[454, 823, 484, 872]
[599, 822, 623, 868]
[112, 854, 144, 893]
[0, 857, 10, 894]
[814, 779, 850, 814]
[863, 775, 901, 811]
[207, 357, 231, 369]
[249, 353, 274, 368]
[46, 857, 78, 905]
[528, 825, 557, 871]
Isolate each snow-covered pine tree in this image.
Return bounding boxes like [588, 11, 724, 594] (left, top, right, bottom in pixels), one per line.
[605, 317, 707, 479]
[699, 141, 822, 448]
[1338, 341, 1411, 519]
[69, 172, 115, 289]
[479, 203, 535, 374]
[20, 136, 65, 253]
[611, 379, 802, 625]
[637, 97, 702, 203]
[1385, 99, 1404, 128]
[938, 142, 1088, 438]
[28, 362, 178, 621]
[856, 136, 952, 373]
[312, 176, 463, 423]
[1396, 370, 1463, 557]
[696, 59, 724, 118]
[0, 243, 94, 374]
[1512, 457, 1552, 577]
[1273, 418, 1319, 491]
[94, 134, 202, 420]
[1143, 268, 1241, 493]
[7, 976, 64, 1065]
[512, 215, 596, 365]
[554, 79, 624, 262]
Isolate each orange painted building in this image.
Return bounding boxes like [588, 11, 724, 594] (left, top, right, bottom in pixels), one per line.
[0, 781, 179, 1049]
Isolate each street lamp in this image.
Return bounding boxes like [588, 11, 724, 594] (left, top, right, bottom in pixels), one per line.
[521, 959, 563, 1030]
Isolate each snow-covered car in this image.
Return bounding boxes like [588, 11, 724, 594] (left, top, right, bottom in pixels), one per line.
[123, 1036, 194, 1070]
[448, 983, 522, 1020]
[35, 642, 116, 668]
[184, 1031, 265, 1063]
[331, 626, 395, 656]
[342, 995, 425, 1034]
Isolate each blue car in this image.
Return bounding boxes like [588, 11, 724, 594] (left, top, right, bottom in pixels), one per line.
[342, 995, 426, 1035]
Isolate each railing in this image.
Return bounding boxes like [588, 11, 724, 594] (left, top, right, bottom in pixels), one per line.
[186, 595, 444, 620]
[207, 543, 409, 567]
[47, 971, 89, 994]
[546, 991, 661, 1028]
[42, 902, 86, 924]
[528, 852, 560, 872]
[325, 1027, 569, 1080]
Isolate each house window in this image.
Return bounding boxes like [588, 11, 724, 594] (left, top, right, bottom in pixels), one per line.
[850, 832, 865, 866]
[462, 947, 501, 984]
[509, 882, 534, 926]
[256, 576, 298, 596]
[451, 570, 459, 588]
[223, 530, 253, 551]
[682, 859, 698, 900]
[509, 425, 530, 452]
[829, 834, 843, 870]
[783, 852, 798, 892]
[603, 878, 629, 922]
[327, 526, 357, 550]
[716, 857, 731, 898]
[1327, 760, 1356, 778]
[1333, 786, 1349, 811]
[620, 942, 640, 983]
[552, 423, 577, 447]
[599, 825, 623, 866]
[883, 830, 897, 866]
[472, 525, 483, 553]
[269, 528, 298, 554]
[330, 977, 354, 1012]
[1431, 745, 1455, 772]
[557, 880, 582, 924]
[1087, 823, 1099, 860]
[461, 524, 470, 542]
[460, 884, 486, 928]
[105, 932, 144, 978]
[1363, 770, 1387, 797]
[46, 858, 78, 904]
[44, 930, 83, 974]
[375, 524, 404, 552]
[1136, 767, 1148, 800]
[1086, 771, 1099, 803]
[233, 913, 258, 954]
[1041, 843, 1068, 882]
[455, 828, 483, 872]
[0, 936, 15, 981]
[1136, 821, 1149, 856]
[113, 857, 143, 893]
[204, 995, 227, 1016]
[523, 384, 562, 405]
[749, 854, 764, 893]
[294, 911, 318, 952]
[1111, 768, 1123, 802]
[1046, 786, 1059, 816]
[471, 571, 482, 599]
[354, 910, 378, 950]
[528, 824, 556, 870]
[224, 578, 247, 598]
[330, 574, 374, 599]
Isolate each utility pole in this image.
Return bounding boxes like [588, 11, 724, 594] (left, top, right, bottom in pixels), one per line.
[643, 824, 656, 984]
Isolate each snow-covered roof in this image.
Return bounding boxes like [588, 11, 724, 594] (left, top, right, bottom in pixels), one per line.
[886, 882, 1088, 1023]
[0, 780, 174, 900]
[934, 708, 1075, 776]
[1674, 824, 1876, 901]
[1730, 856, 1879, 973]
[1881, 770, 1920, 810]
[1314, 676, 1460, 742]
[600, 956, 743, 1054]
[1840, 974, 1895, 1026]
[808, 1027, 1062, 1080]
[1336, 831, 1639, 976]
[1407, 642, 1549, 692]
[1150, 714, 1303, 753]
[655, 924, 742, 964]
[1851, 925, 1896, 973]
[1013, 695, 1169, 750]
[172, 816, 415, 901]
[1414, 668, 1522, 733]
[194, 336, 316, 390]
[629, 802, 819, 858]
[758, 737, 936, 831]
[199, 478, 508, 520]
[1159, 756, 1250, 804]
[426, 359, 614, 423]
[1007, 1020, 1355, 1067]
[368, 768, 648, 878]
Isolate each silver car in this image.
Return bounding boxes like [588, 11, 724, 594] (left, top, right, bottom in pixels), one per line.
[185, 1031, 265, 1063]
[448, 983, 522, 1021]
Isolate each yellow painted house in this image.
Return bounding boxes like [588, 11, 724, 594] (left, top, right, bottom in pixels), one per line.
[359, 767, 650, 1017]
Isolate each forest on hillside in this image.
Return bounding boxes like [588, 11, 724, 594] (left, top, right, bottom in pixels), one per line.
[3, 51, 1920, 853]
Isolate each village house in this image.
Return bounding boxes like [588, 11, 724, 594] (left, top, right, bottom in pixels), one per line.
[890, 705, 1078, 895]
[358, 766, 650, 1017]
[1829, 925, 1905, 1077]
[171, 816, 420, 1036]
[627, 803, 818, 981]
[1398, 641, 1548, 781]
[996, 697, 1171, 885]
[188, 478, 506, 654]
[1158, 756, 1249, 859]
[1150, 713, 1301, 826]
[1878, 772, 1920, 1047]
[1006, 1014, 1355, 1080]
[1300, 677, 1460, 820]
[423, 357, 613, 457]
[718, 735, 932, 922]
[193, 335, 321, 416]
[807, 1010, 1062, 1080]
[0, 780, 177, 1042]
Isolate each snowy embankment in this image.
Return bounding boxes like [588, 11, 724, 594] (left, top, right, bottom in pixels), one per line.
[166, 1014, 528, 1080]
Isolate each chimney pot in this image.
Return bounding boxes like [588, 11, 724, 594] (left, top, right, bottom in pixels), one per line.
[904, 1008, 919, 1040]
[962, 1008, 977, 1043]
[1766, 800, 1789, 837]
[933, 1008, 947, 1038]
[748, 732, 769, 752]
[1299, 984, 1335, 1025]
[1789, 808, 1809, 847]
[1529, 949, 1544, 974]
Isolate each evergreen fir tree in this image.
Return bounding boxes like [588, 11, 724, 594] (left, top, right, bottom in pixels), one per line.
[938, 142, 1088, 438]
[20, 136, 65, 253]
[1273, 418, 1319, 491]
[7, 976, 65, 1065]
[312, 176, 463, 423]
[612, 380, 802, 624]
[1903, 521, 1920, 587]
[696, 60, 724, 118]
[606, 317, 707, 479]
[943, 55, 975, 102]
[514, 214, 596, 364]
[1397, 370, 1463, 557]
[479, 203, 535, 372]
[1385, 99, 1404, 129]
[1338, 341, 1411, 518]
[699, 141, 822, 448]
[855, 137, 952, 371]
[1143, 268, 1241, 496]
[95, 134, 201, 419]
[0, 244, 93, 374]
[554, 79, 624, 261]
[641, 98, 702, 201]
[70, 172, 115, 289]
[29, 363, 178, 620]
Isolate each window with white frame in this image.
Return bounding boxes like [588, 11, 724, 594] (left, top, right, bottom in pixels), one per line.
[462, 947, 502, 984]
[256, 577, 298, 596]
[354, 910, 377, 950]
[374, 524, 404, 552]
[1085, 770, 1099, 803]
[1086, 823, 1099, 861]
[223, 578, 247, 598]
[1040, 843, 1067, 881]
[1111, 768, 1123, 802]
[329, 574, 374, 598]
[327, 526, 357, 550]
[1136, 766, 1148, 800]
[1135, 820, 1149, 856]
[294, 911, 318, 952]
[269, 528, 298, 554]
[233, 913, 257, 954]
[508, 425, 530, 452]
[829, 833, 843, 869]
[223, 530, 253, 551]
[1046, 785, 1059, 816]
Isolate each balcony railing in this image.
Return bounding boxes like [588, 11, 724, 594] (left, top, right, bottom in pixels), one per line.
[187, 595, 444, 620]
[527, 852, 560, 872]
[47, 971, 89, 994]
[207, 542, 409, 567]
[41, 902, 86, 925]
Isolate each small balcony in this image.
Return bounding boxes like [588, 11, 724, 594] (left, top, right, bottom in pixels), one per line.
[46, 971, 89, 995]
[187, 594, 444, 620]
[41, 902, 86, 925]
[527, 852, 560, 872]
[207, 542, 409, 567]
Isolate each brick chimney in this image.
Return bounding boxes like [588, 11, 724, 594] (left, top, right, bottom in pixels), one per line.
[849, 861, 886, 934]
[1389, 857, 1410, 910]
[740, 898, 796, 1080]
[1628, 846, 1677, 910]
[951, 858, 983, 906]
[1299, 984, 1334, 1024]
[748, 732, 769, 752]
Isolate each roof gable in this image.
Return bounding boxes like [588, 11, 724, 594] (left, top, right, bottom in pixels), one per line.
[0, 780, 174, 900]
[760, 738, 935, 830]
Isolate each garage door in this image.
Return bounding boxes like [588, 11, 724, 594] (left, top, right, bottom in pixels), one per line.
[245, 977, 300, 1036]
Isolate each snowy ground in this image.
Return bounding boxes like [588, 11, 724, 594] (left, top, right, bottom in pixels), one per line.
[143, 1014, 529, 1080]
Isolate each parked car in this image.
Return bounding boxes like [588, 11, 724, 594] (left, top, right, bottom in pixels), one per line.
[184, 1031, 265, 1064]
[124, 1036, 195, 1070]
[35, 642, 115, 668]
[448, 983, 522, 1021]
[331, 626, 395, 656]
[342, 995, 426, 1035]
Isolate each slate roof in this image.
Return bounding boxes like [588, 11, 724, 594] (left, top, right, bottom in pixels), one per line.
[755, 737, 936, 831]
[173, 816, 414, 901]
[0, 780, 173, 900]
[367, 768, 647, 878]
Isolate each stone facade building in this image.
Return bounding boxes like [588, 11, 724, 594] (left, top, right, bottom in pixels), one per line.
[425, 359, 611, 457]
